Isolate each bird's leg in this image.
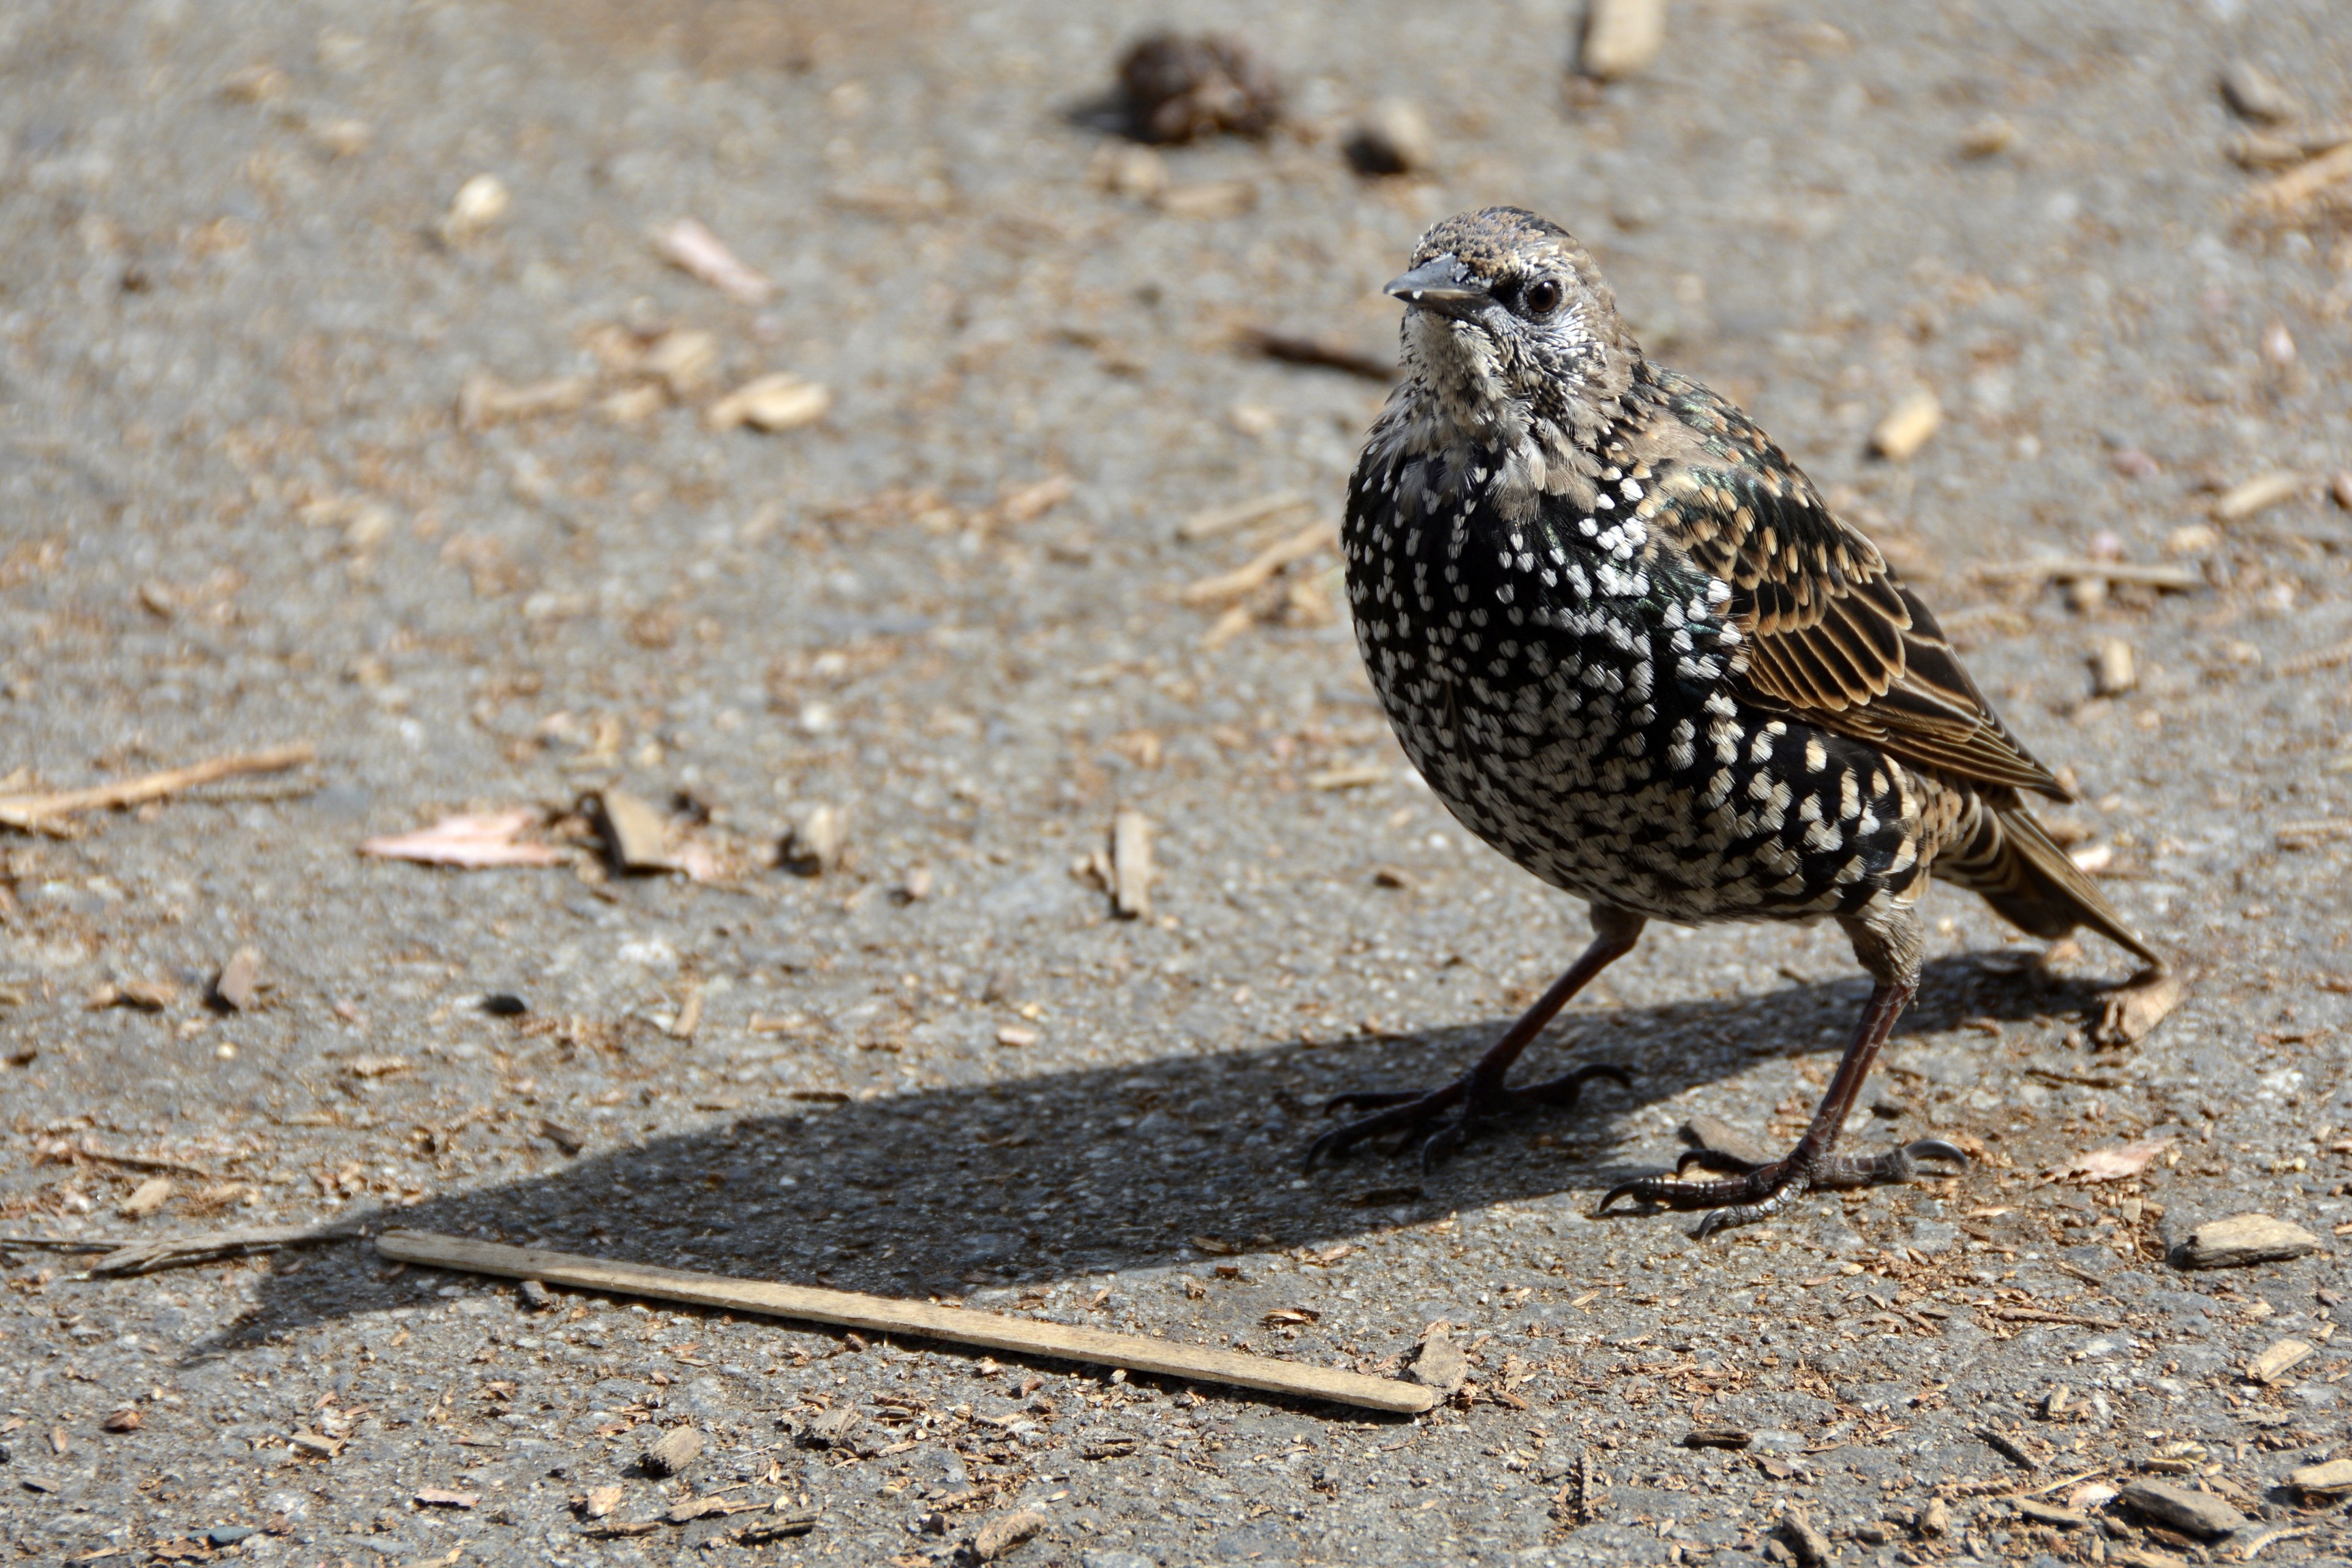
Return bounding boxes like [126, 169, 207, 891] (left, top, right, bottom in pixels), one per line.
[1599, 899, 1967, 1237]
[1303, 907, 1643, 1172]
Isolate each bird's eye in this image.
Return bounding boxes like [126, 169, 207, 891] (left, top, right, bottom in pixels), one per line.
[1523, 279, 1565, 317]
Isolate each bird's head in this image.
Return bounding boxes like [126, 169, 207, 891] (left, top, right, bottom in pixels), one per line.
[1386, 206, 1639, 450]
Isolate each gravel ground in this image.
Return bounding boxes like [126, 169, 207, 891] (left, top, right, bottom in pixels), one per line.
[5, 1, 2352, 1564]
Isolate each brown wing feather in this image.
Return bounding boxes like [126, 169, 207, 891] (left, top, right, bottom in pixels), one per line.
[1633, 379, 2067, 800]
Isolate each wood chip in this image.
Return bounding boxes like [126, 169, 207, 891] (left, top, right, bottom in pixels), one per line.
[1978, 1425, 2040, 1471]
[2213, 471, 2308, 522]
[2060, 1137, 2169, 1182]
[118, 1178, 174, 1219]
[1408, 1325, 1468, 1395]
[456, 372, 589, 430]
[1305, 764, 1387, 791]
[706, 374, 831, 433]
[2092, 638, 2137, 697]
[591, 788, 676, 873]
[648, 217, 772, 304]
[971, 1509, 1049, 1561]
[995, 474, 1075, 524]
[1110, 808, 1153, 919]
[1680, 1115, 1777, 1169]
[360, 810, 564, 869]
[1156, 179, 1256, 219]
[100, 1407, 142, 1433]
[2014, 1498, 2088, 1528]
[1778, 1509, 1833, 1567]
[642, 1425, 704, 1477]
[1581, 0, 1665, 80]
[2286, 1457, 2352, 1493]
[641, 328, 720, 395]
[0, 744, 315, 833]
[413, 1488, 478, 1510]
[1178, 490, 1308, 543]
[210, 946, 263, 1012]
[1958, 115, 2019, 159]
[538, 1119, 586, 1156]
[579, 1485, 625, 1520]
[1870, 388, 1942, 461]
[781, 802, 848, 876]
[2246, 1337, 2315, 1385]
[2176, 1212, 2322, 1270]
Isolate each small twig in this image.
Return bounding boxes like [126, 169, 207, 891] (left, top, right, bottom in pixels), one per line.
[1237, 327, 1396, 382]
[1180, 521, 1336, 607]
[1972, 559, 2199, 590]
[376, 1229, 1437, 1415]
[2242, 141, 2352, 219]
[37, 1140, 224, 1180]
[87, 1223, 363, 1277]
[0, 1235, 124, 1251]
[0, 744, 317, 832]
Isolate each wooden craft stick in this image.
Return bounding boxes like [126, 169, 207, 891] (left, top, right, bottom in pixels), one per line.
[376, 1229, 1436, 1416]
[0, 744, 316, 830]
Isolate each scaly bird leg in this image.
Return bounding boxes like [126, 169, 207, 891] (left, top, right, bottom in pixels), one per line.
[1304, 906, 1643, 1173]
[1598, 899, 1967, 1237]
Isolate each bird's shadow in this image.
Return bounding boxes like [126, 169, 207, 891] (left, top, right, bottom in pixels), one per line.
[213, 953, 2105, 1354]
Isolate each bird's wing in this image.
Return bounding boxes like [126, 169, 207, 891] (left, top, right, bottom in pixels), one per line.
[1636, 385, 2066, 799]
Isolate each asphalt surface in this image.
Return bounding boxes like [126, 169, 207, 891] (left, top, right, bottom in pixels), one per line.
[4, 1, 2352, 1564]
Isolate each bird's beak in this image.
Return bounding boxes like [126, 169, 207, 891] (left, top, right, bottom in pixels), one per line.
[1385, 254, 1488, 317]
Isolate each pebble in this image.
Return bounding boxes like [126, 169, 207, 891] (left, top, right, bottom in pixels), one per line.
[1681, 1114, 1776, 1168]
[1777, 1510, 1833, 1567]
[971, 1509, 1049, 1561]
[440, 173, 509, 241]
[2176, 1213, 2321, 1270]
[1580, 0, 1666, 81]
[2091, 638, 2137, 698]
[782, 802, 848, 876]
[1870, 389, 1942, 461]
[2212, 470, 2307, 523]
[706, 373, 831, 433]
[1344, 100, 1436, 176]
[2116, 1478, 2245, 1539]
[211, 945, 264, 1011]
[1958, 116, 2019, 159]
[118, 1177, 173, 1219]
[2219, 60, 2299, 125]
[1110, 808, 1154, 919]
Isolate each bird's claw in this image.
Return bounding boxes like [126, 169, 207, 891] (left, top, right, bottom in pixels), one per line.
[1599, 1138, 1969, 1238]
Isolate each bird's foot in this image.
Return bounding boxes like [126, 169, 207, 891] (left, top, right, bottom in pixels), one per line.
[1599, 1139, 1968, 1238]
[1303, 1063, 1630, 1174]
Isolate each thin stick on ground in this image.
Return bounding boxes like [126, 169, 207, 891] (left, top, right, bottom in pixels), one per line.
[60, 1224, 361, 1276]
[375, 1229, 1438, 1415]
[0, 744, 317, 832]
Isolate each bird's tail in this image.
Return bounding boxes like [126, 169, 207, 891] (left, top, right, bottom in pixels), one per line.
[1935, 790, 2163, 970]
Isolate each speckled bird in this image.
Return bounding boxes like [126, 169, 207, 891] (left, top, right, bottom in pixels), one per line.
[1310, 206, 2164, 1235]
